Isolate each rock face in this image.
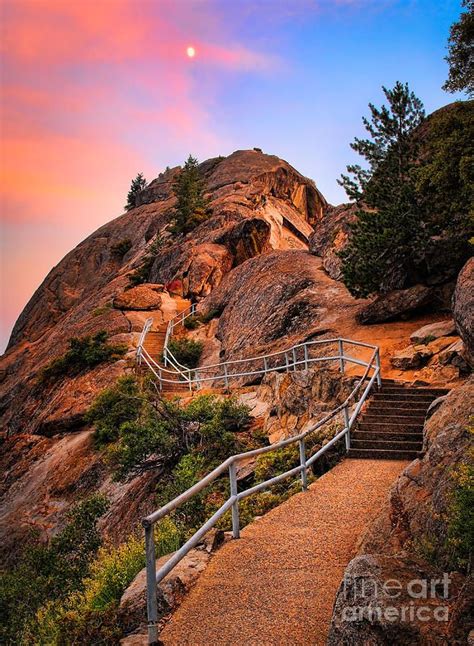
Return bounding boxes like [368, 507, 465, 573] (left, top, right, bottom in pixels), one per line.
[452, 257, 474, 367]
[256, 369, 356, 443]
[328, 378, 474, 645]
[0, 150, 327, 561]
[357, 284, 453, 325]
[308, 203, 357, 279]
[113, 284, 164, 310]
[147, 150, 327, 299]
[199, 249, 362, 362]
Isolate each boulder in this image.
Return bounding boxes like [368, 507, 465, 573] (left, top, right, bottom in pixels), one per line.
[357, 285, 433, 324]
[113, 284, 164, 310]
[410, 319, 456, 344]
[452, 257, 474, 367]
[328, 554, 467, 646]
[257, 368, 356, 443]
[390, 345, 432, 370]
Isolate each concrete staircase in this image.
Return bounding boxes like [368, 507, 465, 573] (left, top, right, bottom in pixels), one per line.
[348, 379, 449, 460]
[142, 299, 193, 395]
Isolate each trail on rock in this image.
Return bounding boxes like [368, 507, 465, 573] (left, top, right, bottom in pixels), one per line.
[160, 458, 407, 646]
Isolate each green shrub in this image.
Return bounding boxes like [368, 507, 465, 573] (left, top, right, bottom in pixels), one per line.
[167, 338, 203, 369]
[199, 308, 221, 324]
[183, 315, 200, 330]
[25, 518, 183, 645]
[111, 238, 132, 257]
[107, 393, 250, 479]
[39, 331, 127, 384]
[92, 303, 113, 317]
[86, 376, 143, 445]
[125, 173, 146, 211]
[0, 494, 108, 644]
[169, 155, 212, 235]
[446, 456, 474, 572]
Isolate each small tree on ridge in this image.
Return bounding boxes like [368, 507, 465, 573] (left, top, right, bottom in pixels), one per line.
[125, 173, 147, 211]
[170, 155, 211, 234]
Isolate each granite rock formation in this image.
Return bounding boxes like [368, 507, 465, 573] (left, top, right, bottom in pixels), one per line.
[452, 257, 474, 367]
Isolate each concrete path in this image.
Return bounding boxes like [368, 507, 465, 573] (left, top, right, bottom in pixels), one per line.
[160, 458, 407, 646]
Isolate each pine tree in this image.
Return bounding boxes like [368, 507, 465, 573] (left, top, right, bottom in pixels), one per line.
[170, 155, 211, 234]
[338, 82, 426, 298]
[125, 173, 147, 211]
[443, 0, 474, 97]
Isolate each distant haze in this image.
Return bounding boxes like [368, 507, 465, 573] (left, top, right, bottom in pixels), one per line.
[0, 0, 466, 352]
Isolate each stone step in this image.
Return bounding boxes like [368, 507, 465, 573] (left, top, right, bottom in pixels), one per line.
[350, 438, 422, 451]
[352, 430, 423, 442]
[347, 448, 421, 460]
[360, 414, 426, 425]
[357, 421, 424, 433]
[366, 401, 432, 411]
[362, 407, 429, 417]
[372, 393, 436, 402]
[379, 387, 449, 397]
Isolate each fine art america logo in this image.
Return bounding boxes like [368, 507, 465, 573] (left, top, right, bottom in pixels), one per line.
[341, 573, 451, 624]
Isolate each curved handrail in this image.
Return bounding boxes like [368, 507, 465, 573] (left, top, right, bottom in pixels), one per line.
[141, 323, 382, 642]
[137, 308, 381, 392]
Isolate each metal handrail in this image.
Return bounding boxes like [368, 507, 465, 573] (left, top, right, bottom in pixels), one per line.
[137, 309, 382, 392]
[141, 338, 381, 643]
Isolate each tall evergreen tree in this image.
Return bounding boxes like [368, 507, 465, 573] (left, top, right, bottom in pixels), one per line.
[125, 173, 147, 211]
[443, 0, 474, 97]
[170, 155, 211, 234]
[338, 82, 427, 297]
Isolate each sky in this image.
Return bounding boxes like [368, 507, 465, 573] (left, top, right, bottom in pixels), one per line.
[0, 0, 467, 352]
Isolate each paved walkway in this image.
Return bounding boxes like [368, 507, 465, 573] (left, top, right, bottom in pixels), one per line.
[160, 458, 407, 646]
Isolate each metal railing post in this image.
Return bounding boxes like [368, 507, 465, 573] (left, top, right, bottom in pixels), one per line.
[285, 352, 290, 372]
[375, 349, 382, 387]
[229, 461, 240, 539]
[144, 523, 158, 645]
[263, 356, 268, 373]
[304, 344, 308, 370]
[299, 438, 308, 491]
[224, 364, 229, 388]
[338, 339, 345, 374]
[343, 405, 350, 451]
[292, 347, 297, 371]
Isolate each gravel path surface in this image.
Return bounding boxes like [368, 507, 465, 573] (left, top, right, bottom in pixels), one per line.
[160, 458, 408, 646]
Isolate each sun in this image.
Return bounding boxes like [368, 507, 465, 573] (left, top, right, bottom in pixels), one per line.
[186, 46, 196, 58]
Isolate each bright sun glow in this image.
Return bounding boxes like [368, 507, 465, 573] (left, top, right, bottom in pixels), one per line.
[186, 46, 196, 58]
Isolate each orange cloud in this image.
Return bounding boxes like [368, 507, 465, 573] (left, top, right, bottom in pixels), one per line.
[0, 0, 277, 350]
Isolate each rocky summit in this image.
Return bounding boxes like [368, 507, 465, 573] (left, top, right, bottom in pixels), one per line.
[1, 147, 472, 645]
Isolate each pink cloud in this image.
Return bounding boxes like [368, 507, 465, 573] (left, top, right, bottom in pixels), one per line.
[0, 0, 278, 350]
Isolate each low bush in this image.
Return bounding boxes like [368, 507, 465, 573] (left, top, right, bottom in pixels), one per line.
[24, 518, 182, 645]
[92, 303, 113, 317]
[0, 494, 108, 644]
[183, 315, 200, 330]
[39, 331, 127, 384]
[87, 377, 251, 480]
[199, 308, 222, 324]
[86, 375, 144, 445]
[167, 338, 203, 369]
[446, 447, 474, 572]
